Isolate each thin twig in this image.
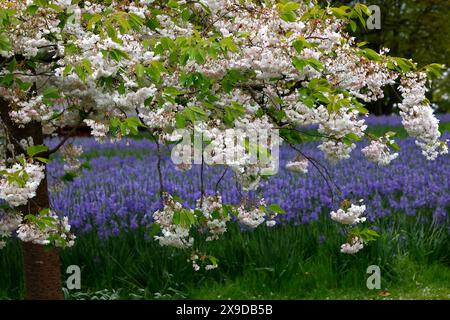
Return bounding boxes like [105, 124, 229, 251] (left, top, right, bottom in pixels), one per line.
[155, 137, 165, 203]
[215, 167, 229, 194]
[47, 126, 78, 155]
[288, 143, 342, 204]
[199, 150, 205, 206]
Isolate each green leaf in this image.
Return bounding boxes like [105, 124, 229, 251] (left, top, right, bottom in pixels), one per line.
[284, 2, 301, 12]
[109, 48, 130, 61]
[330, 7, 349, 18]
[278, 2, 300, 22]
[35, 157, 49, 164]
[148, 223, 161, 237]
[27, 144, 48, 158]
[15, 78, 32, 91]
[357, 41, 368, 48]
[26, 5, 39, 15]
[305, 58, 323, 71]
[189, 106, 207, 116]
[191, 46, 206, 64]
[390, 57, 416, 73]
[425, 63, 445, 78]
[7, 58, 16, 72]
[345, 132, 361, 141]
[387, 141, 400, 152]
[292, 56, 306, 71]
[280, 128, 305, 144]
[175, 113, 186, 129]
[385, 131, 396, 137]
[280, 10, 297, 22]
[61, 171, 77, 182]
[164, 87, 183, 96]
[219, 37, 237, 53]
[135, 63, 145, 78]
[80, 162, 93, 171]
[292, 36, 316, 53]
[0, 33, 12, 51]
[128, 12, 144, 30]
[87, 13, 102, 30]
[269, 203, 285, 214]
[1, 73, 14, 87]
[355, 105, 369, 114]
[221, 69, 247, 93]
[167, 0, 179, 9]
[360, 48, 382, 61]
[209, 255, 218, 266]
[81, 59, 93, 74]
[349, 20, 357, 32]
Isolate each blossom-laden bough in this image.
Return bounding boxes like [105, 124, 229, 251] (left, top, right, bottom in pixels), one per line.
[0, 0, 447, 298]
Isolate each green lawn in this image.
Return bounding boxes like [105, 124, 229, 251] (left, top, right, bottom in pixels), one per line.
[1, 211, 448, 300]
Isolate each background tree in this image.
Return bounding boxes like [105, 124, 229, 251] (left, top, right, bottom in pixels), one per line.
[324, 0, 450, 114]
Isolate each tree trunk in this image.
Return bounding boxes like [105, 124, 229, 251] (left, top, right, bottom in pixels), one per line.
[0, 99, 63, 300]
[21, 172, 63, 300]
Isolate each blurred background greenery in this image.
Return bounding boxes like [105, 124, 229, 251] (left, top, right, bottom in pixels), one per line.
[322, 0, 450, 114]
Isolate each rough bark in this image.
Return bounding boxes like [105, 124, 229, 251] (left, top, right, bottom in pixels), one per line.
[0, 98, 63, 300]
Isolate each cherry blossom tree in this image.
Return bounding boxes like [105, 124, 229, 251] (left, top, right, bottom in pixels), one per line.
[0, 0, 447, 299]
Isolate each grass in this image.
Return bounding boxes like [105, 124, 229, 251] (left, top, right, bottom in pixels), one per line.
[1, 210, 448, 300]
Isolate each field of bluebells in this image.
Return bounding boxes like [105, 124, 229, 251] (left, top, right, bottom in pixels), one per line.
[48, 130, 450, 237]
[1, 115, 449, 299]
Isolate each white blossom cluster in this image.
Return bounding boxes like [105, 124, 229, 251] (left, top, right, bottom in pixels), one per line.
[152, 194, 194, 249]
[83, 120, 110, 142]
[325, 46, 397, 102]
[190, 252, 218, 272]
[398, 73, 448, 160]
[316, 106, 368, 162]
[330, 201, 367, 225]
[196, 194, 230, 241]
[8, 95, 53, 125]
[17, 210, 75, 247]
[340, 236, 364, 254]
[61, 143, 83, 172]
[362, 134, 399, 166]
[237, 198, 277, 228]
[0, 161, 45, 207]
[330, 200, 376, 254]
